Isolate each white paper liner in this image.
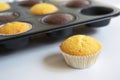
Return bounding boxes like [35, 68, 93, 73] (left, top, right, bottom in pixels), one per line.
[61, 50, 100, 69]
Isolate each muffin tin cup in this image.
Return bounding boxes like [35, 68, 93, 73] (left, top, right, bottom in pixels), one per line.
[86, 19, 110, 27]
[61, 50, 101, 69]
[47, 28, 73, 38]
[0, 23, 32, 36]
[81, 6, 114, 16]
[81, 6, 114, 27]
[3, 37, 30, 49]
[0, 1, 120, 43]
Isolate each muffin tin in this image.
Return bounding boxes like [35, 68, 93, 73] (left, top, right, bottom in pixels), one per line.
[0, 0, 120, 43]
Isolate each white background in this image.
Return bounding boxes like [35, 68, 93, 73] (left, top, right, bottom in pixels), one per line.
[0, 0, 120, 80]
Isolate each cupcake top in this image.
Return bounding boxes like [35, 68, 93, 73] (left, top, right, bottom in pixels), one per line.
[20, 0, 42, 7]
[66, 0, 90, 8]
[43, 13, 75, 25]
[60, 35, 102, 56]
[30, 3, 58, 15]
[0, 2, 11, 12]
[0, 21, 32, 35]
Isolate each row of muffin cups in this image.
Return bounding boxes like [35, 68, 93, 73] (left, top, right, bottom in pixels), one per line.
[0, 0, 114, 26]
[17, 1, 114, 28]
[0, 7, 113, 36]
[14, 0, 114, 27]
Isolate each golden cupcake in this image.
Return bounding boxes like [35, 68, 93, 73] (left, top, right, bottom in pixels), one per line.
[0, 2, 11, 12]
[60, 35, 102, 69]
[30, 3, 58, 15]
[0, 21, 32, 35]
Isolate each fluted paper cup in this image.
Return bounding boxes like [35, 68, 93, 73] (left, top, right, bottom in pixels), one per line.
[61, 50, 100, 69]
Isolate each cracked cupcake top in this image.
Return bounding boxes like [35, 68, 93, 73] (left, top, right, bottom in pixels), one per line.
[60, 35, 102, 56]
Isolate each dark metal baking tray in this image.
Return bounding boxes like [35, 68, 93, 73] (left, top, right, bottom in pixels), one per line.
[0, 0, 120, 43]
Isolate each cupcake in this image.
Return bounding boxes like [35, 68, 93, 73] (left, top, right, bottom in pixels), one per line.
[60, 35, 102, 69]
[0, 21, 32, 35]
[30, 3, 58, 15]
[0, 12, 19, 23]
[66, 0, 90, 8]
[20, 0, 42, 7]
[43, 13, 75, 25]
[0, 2, 11, 12]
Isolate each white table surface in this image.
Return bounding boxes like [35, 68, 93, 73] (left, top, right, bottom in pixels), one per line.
[0, 0, 120, 80]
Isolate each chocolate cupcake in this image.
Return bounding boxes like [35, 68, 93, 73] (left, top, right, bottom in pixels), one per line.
[66, 0, 90, 8]
[20, 0, 42, 7]
[0, 12, 19, 23]
[43, 13, 75, 25]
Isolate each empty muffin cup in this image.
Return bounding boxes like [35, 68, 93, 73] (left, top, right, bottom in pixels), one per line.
[66, 0, 90, 8]
[0, 12, 19, 24]
[81, 7, 113, 16]
[3, 37, 30, 49]
[81, 7, 113, 27]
